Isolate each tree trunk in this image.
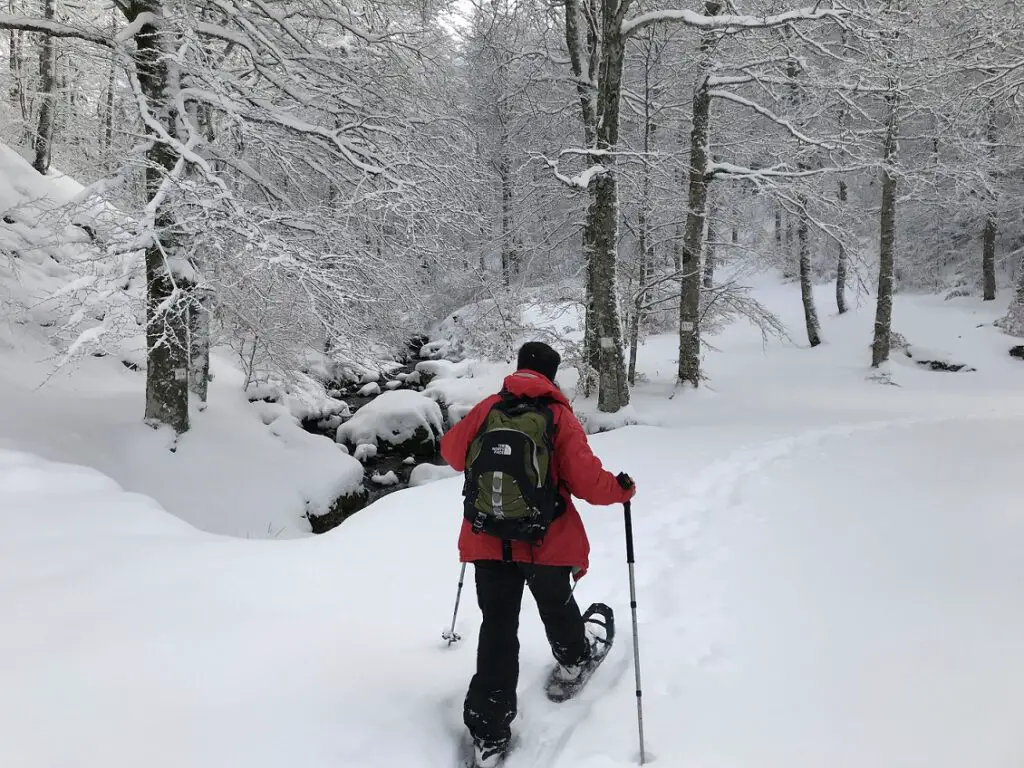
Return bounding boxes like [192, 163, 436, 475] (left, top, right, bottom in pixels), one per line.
[31, 0, 56, 174]
[703, 216, 715, 289]
[8, 1, 28, 126]
[587, 0, 632, 411]
[982, 103, 998, 301]
[628, 41, 657, 386]
[677, 0, 719, 388]
[564, 0, 601, 400]
[189, 288, 212, 403]
[982, 214, 997, 301]
[102, 50, 116, 160]
[836, 89, 849, 315]
[499, 134, 516, 288]
[130, 2, 192, 434]
[1002, 252, 1024, 336]
[836, 179, 849, 314]
[1017, 252, 1024, 306]
[798, 194, 821, 346]
[627, 225, 648, 385]
[871, 88, 899, 369]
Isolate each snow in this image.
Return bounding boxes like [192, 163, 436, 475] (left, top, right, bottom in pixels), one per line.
[621, 5, 844, 36]
[354, 442, 378, 462]
[422, 360, 512, 426]
[359, 381, 382, 396]
[3, 258, 1024, 768]
[371, 470, 400, 486]
[335, 388, 445, 448]
[410, 461, 460, 487]
[0, 144, 364, 539]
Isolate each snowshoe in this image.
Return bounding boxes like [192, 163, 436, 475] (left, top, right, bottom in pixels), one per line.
[544, 602, 615, 703]
[471, 738, 510, 768]
[458, 734, 516, 768]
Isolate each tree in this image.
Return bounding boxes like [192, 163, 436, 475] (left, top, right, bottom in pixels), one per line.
[871, 14, 901, 369]
[554, 0, 845, 405]
[1, 1, 426, 435]
[675, 1, 718, 388]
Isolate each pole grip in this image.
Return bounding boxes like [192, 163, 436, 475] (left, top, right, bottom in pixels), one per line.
[624, 501, 635, 565]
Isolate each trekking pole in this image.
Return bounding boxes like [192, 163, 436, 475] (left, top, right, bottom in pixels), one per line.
[441, 563, 467, 646]
[624, 501, 646, 764]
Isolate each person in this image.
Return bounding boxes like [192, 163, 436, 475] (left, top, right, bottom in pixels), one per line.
[440, 341, 636, 767]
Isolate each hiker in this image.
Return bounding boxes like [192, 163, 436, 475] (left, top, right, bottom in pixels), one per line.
[440, 341, 636, 767]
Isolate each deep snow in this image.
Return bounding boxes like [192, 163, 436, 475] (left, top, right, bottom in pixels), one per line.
[2, 267, 1023, 767]
[0, 141, 366, 538]
[5, 142, 1024, 768]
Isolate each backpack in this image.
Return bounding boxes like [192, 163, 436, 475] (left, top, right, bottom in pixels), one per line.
[462, 392, 566, 543]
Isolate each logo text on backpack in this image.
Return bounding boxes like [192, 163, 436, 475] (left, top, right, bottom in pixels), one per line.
[492, 444, 512, 456]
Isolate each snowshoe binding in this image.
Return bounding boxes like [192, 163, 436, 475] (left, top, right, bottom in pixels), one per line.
[544, 602, 615, 703]
[459, 734, 516, 768]
[471, 738, 511, 768]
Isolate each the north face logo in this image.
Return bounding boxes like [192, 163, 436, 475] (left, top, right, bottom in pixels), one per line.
[491, 444, 512, 456]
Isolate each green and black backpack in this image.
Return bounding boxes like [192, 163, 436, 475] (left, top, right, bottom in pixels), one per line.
[462, 391, 566, 543]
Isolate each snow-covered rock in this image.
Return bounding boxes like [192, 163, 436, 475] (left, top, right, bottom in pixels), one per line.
[358, 381, 382, 397]
[335, 389, 444, 457]
[409, 462, 459, 487]
[354, 443, 378, 462]
[371, 470, 400, 486]
[415, 359, 473, 381]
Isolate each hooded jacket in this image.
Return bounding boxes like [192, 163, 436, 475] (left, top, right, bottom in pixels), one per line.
[439, 370, 632, 578]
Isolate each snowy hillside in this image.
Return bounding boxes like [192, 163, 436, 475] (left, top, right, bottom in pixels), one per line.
[3, 262, 1024, 767]
[0, 144, 367, 538]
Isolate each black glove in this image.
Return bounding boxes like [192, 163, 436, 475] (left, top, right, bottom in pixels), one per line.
[616, 472, 635, 491]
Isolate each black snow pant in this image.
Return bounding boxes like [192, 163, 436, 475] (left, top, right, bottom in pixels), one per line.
[464, 560, 589, 746]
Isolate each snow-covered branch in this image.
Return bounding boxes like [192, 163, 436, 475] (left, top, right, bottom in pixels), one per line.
[0, 13, 111, 45]
[622, 6, 846, 37]
[541, 154, 609, 190]
[710, 88, 836, 149]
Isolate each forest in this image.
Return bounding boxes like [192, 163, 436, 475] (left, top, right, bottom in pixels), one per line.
[1, 0, 1021, 433]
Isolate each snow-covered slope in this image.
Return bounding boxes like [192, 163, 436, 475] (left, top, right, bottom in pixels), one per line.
[0, 144, 365, 538]
[3, 268, 1024, 767]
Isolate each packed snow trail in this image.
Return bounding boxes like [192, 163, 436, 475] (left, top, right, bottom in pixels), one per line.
[3, 268, 1024, 768]
[562, 415, 1024, 768]
[5, 409, 1024, 768]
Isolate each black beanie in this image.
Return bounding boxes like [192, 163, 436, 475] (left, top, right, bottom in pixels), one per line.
[517, 341, 560, 382]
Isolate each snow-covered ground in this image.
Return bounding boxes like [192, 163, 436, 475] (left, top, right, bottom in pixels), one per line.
[3, 245, 1023, 767]
[0, 142, 365, 538]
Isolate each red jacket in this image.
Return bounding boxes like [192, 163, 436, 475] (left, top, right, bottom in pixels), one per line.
[440, 370, 632, 578]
